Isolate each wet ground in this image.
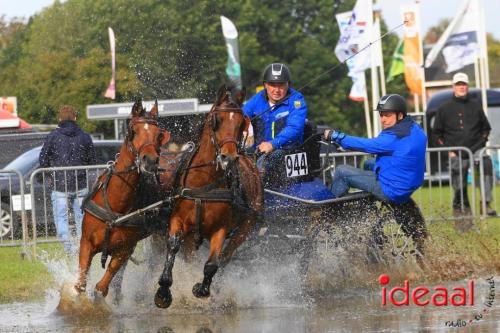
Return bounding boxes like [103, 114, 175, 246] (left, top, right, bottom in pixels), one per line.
[0, 248, 498, 333]
[0, 286, 498, 333]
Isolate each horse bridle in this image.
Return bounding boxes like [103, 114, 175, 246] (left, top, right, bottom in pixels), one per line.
[126, 118, 163, 174]
[208, 104, 245, 168]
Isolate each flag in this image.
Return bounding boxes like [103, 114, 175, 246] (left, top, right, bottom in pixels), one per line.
[334, 0, 373, 76]
[424, 0, 480, 73]
[104, 27, 116, 100]
[387, 39, 404, 82]
[401, 4, 423, 96]
[220, 16, 242, 89]
[349, 73, 366, 101]
[335, 2, 373, 102]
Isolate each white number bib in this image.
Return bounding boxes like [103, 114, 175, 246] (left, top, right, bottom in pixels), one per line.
[285, 152, 308, 178]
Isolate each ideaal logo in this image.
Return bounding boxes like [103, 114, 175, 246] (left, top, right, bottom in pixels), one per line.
[378, 274, 495, 328]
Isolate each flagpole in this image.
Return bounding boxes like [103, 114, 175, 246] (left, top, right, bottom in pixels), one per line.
[373, 10, 387, 97]
[474, 57, 480, 88]
[416, 0, 426, 115]
[369, 0, 381, 136]
[480, 1, 490, 89]
[362, 73, 373, 138]
[477, 0, 488, 115]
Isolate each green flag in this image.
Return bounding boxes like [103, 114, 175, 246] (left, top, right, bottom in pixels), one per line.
[387, 39, 404, 82]
[220, 16, 242, 89]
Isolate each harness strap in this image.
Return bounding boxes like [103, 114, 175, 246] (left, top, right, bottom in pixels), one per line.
[83, 200, 123, 222]
[101, 223, 112, 268]
[180, 188, 233, 202]
[194, 199, 203, 250]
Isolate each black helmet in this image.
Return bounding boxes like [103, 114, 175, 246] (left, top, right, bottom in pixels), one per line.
[376, 94, 407, 115]
[263, 63, 291, 83]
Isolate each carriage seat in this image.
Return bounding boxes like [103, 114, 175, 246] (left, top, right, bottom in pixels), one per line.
[263, 120, 322, 189]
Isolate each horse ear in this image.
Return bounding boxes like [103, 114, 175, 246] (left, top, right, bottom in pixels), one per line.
[131, 99, 145, 118]
[150, 99, 159, 118]
[216, 84, 227, 104]
[234, 87, 246, 106]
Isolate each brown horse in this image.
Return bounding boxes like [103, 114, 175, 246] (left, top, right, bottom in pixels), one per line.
[74, 100, 170, 298]
[154, 85, 263, 308]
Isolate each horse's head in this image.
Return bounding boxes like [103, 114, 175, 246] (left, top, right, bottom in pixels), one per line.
[127, 99, 170, 174]
[208, 85, 248, 170]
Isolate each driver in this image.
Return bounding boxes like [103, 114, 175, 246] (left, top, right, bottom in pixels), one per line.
[243, 63, 308, 175]
[324, 94, 426, 204]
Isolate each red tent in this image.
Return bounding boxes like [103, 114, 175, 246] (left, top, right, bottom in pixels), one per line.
[0, 110, 32, 130]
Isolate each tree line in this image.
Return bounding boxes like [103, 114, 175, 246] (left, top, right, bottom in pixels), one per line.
[0, 0, 498, 137]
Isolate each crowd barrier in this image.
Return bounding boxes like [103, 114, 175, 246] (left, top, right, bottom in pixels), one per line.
[0, 165, 107, 253]
[0, 146, 497, 251]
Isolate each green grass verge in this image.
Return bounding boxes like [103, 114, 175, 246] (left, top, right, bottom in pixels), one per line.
[0, 243, 63, 303]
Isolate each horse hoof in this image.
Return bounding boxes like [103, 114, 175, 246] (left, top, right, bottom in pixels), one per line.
[192, 283, 210, 298]
[93, 289, 107, 303]
[154, 287, 172, 308]
[74, 284, 86, 294]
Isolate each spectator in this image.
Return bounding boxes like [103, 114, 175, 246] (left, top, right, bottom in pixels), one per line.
[39, 106, 96, 253]
[433, 72, 496, 219]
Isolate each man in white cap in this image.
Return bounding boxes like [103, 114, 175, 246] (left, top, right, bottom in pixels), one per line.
[433, 72, 496, 222]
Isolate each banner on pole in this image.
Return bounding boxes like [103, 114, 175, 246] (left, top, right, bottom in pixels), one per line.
[424, 0, 480, 73]
[104, 27, 116, 100]
[334, 0, 374, 76]
[220, 16, 242, 89]
[401, 4, 423, 96]
[387, 39, 404, 82]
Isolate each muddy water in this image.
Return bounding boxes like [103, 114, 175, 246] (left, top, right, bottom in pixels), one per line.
[0, 287, 498, 332]
[0, 250, 498, 333]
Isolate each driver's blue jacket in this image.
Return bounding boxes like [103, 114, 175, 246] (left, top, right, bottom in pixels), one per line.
[243, 88, 307, 150]
[337, 118, 426, 203]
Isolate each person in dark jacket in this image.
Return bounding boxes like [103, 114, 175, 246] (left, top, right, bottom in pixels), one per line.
[243, 63, 307, 184]
[433, 72, 496, 218]
[324, 94, 427, 204]
[39, 106, 96, 253]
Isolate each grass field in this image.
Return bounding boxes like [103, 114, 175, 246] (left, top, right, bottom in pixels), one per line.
[0, 243, 64, 303]
[0, 185, 499, 304]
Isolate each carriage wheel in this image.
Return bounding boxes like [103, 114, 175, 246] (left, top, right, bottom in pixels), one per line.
[371, 201, 426, 268]
[383, 220, 419, 261]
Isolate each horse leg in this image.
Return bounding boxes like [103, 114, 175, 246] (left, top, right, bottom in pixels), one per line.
[110, 256, 129, 305]
[155, 219, 182, 309]
[94, 247, 134, 298]
[219, 217, 255, 268]
[192, 228, 226, 298]
[74, 234, 96, 293]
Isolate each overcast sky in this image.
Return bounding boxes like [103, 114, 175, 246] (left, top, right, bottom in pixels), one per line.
[1, 0, 499, 40]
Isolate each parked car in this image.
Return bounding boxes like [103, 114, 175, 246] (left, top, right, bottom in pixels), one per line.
[0, 140, 122, 238]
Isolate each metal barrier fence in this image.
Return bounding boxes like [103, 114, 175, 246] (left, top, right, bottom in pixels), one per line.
[28, 165, 108, 250]
[0, 146, 495, 251]
[320, 146, 478, 222]
[478, 146, 500, 219]
[0, 169, 29, 255]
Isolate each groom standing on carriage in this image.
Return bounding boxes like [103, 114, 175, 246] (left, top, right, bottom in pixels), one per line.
[243, 63, 308, 181]
[323, 94, 428, 255]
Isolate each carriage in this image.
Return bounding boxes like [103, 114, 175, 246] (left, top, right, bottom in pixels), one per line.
[232, 120, 427, 272]
[73, 87, 427, 308]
